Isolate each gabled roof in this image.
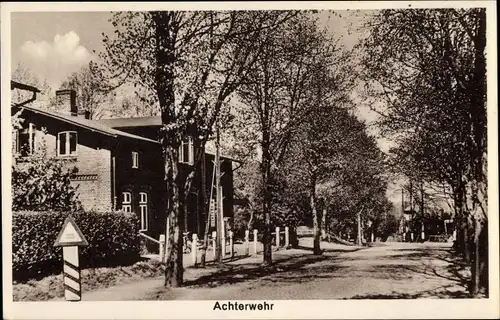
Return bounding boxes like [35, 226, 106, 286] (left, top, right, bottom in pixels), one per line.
[97, 116, 161, 128]
[15, 105, 160, 144]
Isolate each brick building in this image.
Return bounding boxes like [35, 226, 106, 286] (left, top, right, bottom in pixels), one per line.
[11, 87, 234, 240]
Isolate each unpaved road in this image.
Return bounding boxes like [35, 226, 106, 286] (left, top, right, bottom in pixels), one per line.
[80, 240, 470, 301]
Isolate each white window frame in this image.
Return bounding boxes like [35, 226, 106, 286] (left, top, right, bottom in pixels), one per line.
[57, 131, 77, 157]
[139, 192, 148, 231]
[122, 192, 132, 213]
[179, 136, 194, 165]
[17, 123, 36, 156]
[132, 151, 139, 168]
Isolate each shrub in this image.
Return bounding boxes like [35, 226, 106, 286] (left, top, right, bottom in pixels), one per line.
[12, 138, 81, 212]
[12, 211, 141, 281]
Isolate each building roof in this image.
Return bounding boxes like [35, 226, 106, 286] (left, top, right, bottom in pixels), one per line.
[98, 116, 239, 162]
[97, 116, 162, 128]
[15, 105, 160, 144]
[13, 105, 239, 162]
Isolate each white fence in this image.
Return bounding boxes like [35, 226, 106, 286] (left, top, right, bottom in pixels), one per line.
[143, 226, 291, 266]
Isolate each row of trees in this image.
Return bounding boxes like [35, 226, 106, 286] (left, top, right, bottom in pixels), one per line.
[14, 9, 486, 297]
[360, 8, 488, 296]
[95, 10, 394, 286]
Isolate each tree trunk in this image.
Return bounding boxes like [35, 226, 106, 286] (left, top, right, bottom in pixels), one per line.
[200, 152, 210, 267]
[261, 129, 272, 266]
[463, 214, 470, 262]
[471, 217, 481, 295]
[311, 175, 321, 255]
[479, 221, 488, 293]
[163, 146, 184, 287]
[321, 206, 327, 240]
[215, 121, 223, 264]
[357, 209, 362, 246]
[153, 12, 184, 287]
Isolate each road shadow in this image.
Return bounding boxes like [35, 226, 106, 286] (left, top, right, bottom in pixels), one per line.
[346, 287, 472, 299]
[296, 245, 365, 254]
[183, 254, 331, 288]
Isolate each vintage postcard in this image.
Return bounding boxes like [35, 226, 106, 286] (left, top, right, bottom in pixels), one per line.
[1, 1, 498, 319]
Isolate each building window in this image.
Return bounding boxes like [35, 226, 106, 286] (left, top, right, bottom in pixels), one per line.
[57, 131, 77, 156]
[132, 151, 139, 168]
[122, 192, 132, 213]
[16, 123, 36, 156]
[179, 137, 194, 165]
[139, 192, 148, 231]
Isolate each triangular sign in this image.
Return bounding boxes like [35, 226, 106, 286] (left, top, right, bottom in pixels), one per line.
[53, 216, 89, 247]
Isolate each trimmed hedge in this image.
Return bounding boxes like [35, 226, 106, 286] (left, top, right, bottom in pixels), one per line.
[13, 211, 141, 281]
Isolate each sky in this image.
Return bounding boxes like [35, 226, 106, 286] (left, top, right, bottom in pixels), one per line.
[11, 12, 112, 88]
[10, 10, 402, 203]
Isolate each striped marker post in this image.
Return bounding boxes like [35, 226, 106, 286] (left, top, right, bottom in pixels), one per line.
[54, 216, 89, 302]
[63, 246, 82, 300]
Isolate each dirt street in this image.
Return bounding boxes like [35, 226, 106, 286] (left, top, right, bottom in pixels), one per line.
[85, 239, 470, 301]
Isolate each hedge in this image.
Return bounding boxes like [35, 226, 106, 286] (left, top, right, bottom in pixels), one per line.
[12, 211, 141, 281]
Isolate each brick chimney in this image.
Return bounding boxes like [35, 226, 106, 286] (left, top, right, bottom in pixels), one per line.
[55, 89, 91, 119]
[56, 89, 77, 115]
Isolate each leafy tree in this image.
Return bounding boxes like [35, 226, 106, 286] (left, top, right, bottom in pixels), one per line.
[360, 8, 487, 295]
[12, 136, 81, 212]
[59, 61, 115, 120]
[237, 12, 352, 264]
[100, 10, 297, 286]
[11, 62, 53, 107]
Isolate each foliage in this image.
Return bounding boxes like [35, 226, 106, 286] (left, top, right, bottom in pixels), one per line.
[11, 62, 53, 108]
[12, 210, 141, 281]
[12, 139, 81, 212]
[100, 10, 299, 285]
[360, 8, 487, 294]
[59, 61, 116, 120]
[234, 11, 359, 261]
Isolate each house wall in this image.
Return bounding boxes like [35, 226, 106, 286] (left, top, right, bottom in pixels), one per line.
[14, 109, 235, 241]
[114, 125, 236, 238]
[15, 112, 114, 211]
[114, 139, 165, 240]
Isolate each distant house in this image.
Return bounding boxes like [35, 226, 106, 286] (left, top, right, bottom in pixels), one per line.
[11, 87, 235, 240]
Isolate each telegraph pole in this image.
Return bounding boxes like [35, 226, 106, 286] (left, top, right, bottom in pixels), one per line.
[215, 117, 223, 263]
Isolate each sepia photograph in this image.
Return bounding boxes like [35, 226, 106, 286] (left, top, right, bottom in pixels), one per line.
[1, 1, 498, 319]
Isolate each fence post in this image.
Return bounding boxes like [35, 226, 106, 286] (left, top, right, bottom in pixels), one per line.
[159, 234, 166, 262]
[192, 233, 198, 266]
[253, 229, 258, 255]
[244, 230, 250, 256]
[229, 231, 234, 258]
[212, 231, 217, 260]
[276, 227, 280, 249]
[285, 227, 289, 249]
